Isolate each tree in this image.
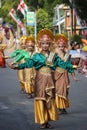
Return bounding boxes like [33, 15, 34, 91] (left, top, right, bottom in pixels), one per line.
[0, 0, 19, 25]
[26, 0, 44, 10]
[70, 33, 82, 45]
[36, 8, 52, 32]
[1, 0, 87, 33]
[73, 0, 87, 22]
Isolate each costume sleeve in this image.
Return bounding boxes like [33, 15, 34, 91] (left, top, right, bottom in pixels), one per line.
[12, 50, 30, 64]
[15, 51, 30, 63]
[18, 53, 37, 69]
[68, 67, 74, 73]
[18, 53, 46, 70]
[55, 55, 73, 69]
[23, 51, 30, 61]
[10, 49, 21, 58]
[14, 54, 24, 63]
[18, 59, 34, 69]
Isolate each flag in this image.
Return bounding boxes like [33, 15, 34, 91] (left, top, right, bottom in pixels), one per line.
[9, 8, 24, 28]
[17, 4, 26, 18]
[20, 0, 28, 12]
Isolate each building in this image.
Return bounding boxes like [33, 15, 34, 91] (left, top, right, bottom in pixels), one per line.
[53, 4, 84, 38]
[53, 4, 65, 35]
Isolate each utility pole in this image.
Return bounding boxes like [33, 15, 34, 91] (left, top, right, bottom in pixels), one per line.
[70, 8, 73, 35]
[70, 0, 73, 36]
[73, 12, 76, 34]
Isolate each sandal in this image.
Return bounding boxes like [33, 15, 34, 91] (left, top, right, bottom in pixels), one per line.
[46, 123, 53, 129]
[59, 109, 67, 115]
[40, 123, 47, 129]
[27, 94, 32, 99]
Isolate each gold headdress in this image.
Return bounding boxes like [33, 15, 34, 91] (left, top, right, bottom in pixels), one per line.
[19, 36, 27, 44]
[19, 35, 27, 49]
[55, 34, 68, 47]
[25, 36, 35, 44]
[37, 29, 54, 45]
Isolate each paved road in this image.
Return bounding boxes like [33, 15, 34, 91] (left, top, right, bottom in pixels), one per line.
[0, 67, 87, 130]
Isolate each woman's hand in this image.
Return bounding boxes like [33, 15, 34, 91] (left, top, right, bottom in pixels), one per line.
[73, 65, 79, 69]
[72, 76, 80, 81]
[3, 56, 10, 59]
[7, 62, 18, 69]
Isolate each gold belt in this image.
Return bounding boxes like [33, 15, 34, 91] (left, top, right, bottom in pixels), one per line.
[56, 67, 66, 73]
[39, 67, 51, 74]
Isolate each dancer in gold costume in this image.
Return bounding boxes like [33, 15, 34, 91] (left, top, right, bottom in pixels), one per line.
[7, 36, 36, 97]
[6, 36, 27, 93]
[8, 29, 58, 128]
[54, 34, 79, 114]
[24, 36, 36, 98]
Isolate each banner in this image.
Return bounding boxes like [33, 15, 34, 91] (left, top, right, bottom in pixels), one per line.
[27, 12, 35, 26]
[9, 8, 24, 28]
[20, 0, 28, 12]
[17, 4, 26, 18]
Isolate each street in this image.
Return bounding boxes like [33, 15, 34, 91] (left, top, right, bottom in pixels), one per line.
[0, 67, 87, 130]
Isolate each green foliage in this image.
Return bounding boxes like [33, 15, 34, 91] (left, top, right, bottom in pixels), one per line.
[26, 0, 44, 10]
[0, 0, 87, 33]
[73, 0, 87, 22]
[36, 9, 52, 33]
[70, 34, 82, 44]
[26, 26, 34, 36]
[0, 0, 19, 25]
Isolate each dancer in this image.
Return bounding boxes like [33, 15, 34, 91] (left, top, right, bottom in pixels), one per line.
[6, 36, 27, 93]
[54, 34, 79, 114]
[24, 36, 36, 98]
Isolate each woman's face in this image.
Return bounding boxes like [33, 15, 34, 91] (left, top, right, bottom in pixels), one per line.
[56, 42, 65, 52]
[26, 41, 35, 52]
[40, 42, 50, 51]
[21, 43, 26, 49]
[55, 38, 66, 52]
[74, 44, 80, 50]
[21, 39, 26, 49]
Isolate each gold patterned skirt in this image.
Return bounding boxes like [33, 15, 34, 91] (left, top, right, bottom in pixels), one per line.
[17, 69, 25, 91]
[24, 67, 36, 94]
[34, 67, 58, 124]
[34, 99, 58, 124]
[54, 67, 70, 109]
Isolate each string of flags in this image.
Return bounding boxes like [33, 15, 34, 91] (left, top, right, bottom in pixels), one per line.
[9, 8, 24, 28]
[9, 0, 28, 29]
[17, 0, 28, 18]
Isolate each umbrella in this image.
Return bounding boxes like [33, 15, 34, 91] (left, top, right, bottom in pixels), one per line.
[70, 50, 80, 58]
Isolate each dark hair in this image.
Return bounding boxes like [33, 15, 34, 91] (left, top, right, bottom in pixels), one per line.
[70, 40, 79, 46]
